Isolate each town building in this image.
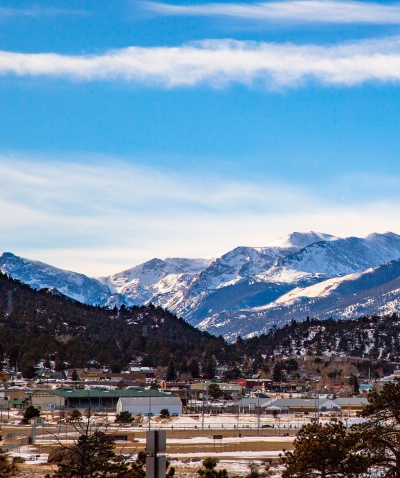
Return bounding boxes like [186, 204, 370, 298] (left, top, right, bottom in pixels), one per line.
[190, 383, 243, 400]
[116, 395, 182, 416]
[30, 388, 171, 411]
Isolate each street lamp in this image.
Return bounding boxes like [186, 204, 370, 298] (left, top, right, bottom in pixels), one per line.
[202, 382, 205, 431]
[148, 385, 152, 431]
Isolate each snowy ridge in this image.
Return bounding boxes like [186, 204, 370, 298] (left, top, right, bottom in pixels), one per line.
[263, 231, 338, 249]
[0, 252, 109, 304]
[198, 258, 400, 341]
[3, 231, 400, 341]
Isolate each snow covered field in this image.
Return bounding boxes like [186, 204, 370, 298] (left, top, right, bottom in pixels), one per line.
[0, 412, 335, 477]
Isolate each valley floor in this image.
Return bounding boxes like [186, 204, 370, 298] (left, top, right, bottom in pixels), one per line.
[2, 411, 351, 477]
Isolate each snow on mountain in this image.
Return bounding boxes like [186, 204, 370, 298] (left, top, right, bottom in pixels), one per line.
[263, 231, 338, 249]
[277, 233, 400, 276]
[3, 231, 400, 341]
[98, 257, 212, 308]
[103, 257, 211, 290]
[0, 252, 109, 303]
[198, 258, 400, 342]
[188, 231, 400, 329]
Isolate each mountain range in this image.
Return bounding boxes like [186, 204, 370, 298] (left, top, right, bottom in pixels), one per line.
[3, 231, 400, 341]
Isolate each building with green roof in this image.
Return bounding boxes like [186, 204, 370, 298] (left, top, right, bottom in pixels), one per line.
[30, 388, 171, 411]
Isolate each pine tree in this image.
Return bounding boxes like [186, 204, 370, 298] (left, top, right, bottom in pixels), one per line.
[204, 359, 216, 380]
[22, 405, 40, 424]
[188, 358, 200, 378]
[272, 363, 284, 383]
[179, 358, 189, 376]
[282, 422, 367, 478]
[352, 377, 400, 478]
[166, 359, 177, 382]
[47, 430, 132, 478]
[208, 383, 222, 401]
[115, 411, 134, 424]
[352, 375, 359, 395]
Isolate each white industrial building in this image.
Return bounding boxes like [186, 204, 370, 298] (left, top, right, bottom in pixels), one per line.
[116, 395, 183, 416]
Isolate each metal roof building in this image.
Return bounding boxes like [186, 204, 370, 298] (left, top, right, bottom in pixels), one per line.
[262, 398, 341, 413]
[116, 396, 182, 416]
[231, 397, 274, 409]
[332, 398, 368, 410]
[31, 388, 172, 411]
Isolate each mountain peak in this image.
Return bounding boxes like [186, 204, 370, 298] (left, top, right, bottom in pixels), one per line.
[1, 252, 17, 259]
[365, 231, 400, 241]
[3, 230, 400, 342]
[265, 231, 339, 249]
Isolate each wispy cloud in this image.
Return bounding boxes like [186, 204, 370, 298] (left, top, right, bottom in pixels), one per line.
[0, 6, 87, 19]
[140, 0, 400, 25]
[2, 37, 400, 88]
[1, 154, 400, 276]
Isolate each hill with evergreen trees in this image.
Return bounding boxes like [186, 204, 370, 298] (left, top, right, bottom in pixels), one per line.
[3, 270, 400, 377]
[239, 314, 400, 362]
[0, 272, 229, 375]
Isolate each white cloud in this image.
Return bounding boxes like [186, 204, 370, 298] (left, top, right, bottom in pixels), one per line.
[140, 0, 400, 25]
[2, 37, 400, 88]
[1, 154, 400, 276]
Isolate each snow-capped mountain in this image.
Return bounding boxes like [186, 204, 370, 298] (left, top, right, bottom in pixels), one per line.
[198, 258, 400, 341]
[98, 257, 212, 308]
[3, 231, 400, 341]
[0, 252, 109, 303]
[264, 231, 337, 249]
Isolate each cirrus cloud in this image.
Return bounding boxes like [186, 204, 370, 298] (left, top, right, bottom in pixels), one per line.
[139, 0, 400, 25]
[2, 37, 400, 89]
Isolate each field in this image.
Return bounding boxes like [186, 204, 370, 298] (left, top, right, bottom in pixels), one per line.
[1, 410, 345, 477]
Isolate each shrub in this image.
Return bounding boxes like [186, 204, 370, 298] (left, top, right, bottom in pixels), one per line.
[160, 409, 170, 418]
[22, 405, 40, 424]
[115, 411, 134, 424]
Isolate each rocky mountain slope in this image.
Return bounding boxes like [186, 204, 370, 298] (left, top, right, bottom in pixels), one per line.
[199, 258, 400, 341]
[3, 231, 400, 341]
[0, 252, 109, 303]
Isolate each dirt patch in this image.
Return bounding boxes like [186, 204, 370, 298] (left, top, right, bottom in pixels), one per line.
[15, 463, 56, 477]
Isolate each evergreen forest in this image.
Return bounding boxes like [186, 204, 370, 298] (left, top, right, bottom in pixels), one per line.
[2, 271, 400, 375]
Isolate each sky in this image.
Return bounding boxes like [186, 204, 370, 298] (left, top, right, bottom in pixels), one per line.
[2, 0, 400, 276]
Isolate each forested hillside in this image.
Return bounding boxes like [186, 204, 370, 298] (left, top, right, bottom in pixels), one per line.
[240, 314, 400, 362]
[3, 269, 400, 376]
[0, 272, 228, 374]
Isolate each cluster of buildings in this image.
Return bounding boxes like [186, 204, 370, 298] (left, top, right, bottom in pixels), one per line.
[0, 387, 183, 416]
[0, 382, 369, 418]
[0, 358, 382, 419]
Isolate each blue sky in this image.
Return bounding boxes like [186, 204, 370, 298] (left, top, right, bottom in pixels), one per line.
[2, 0, 400, 275]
